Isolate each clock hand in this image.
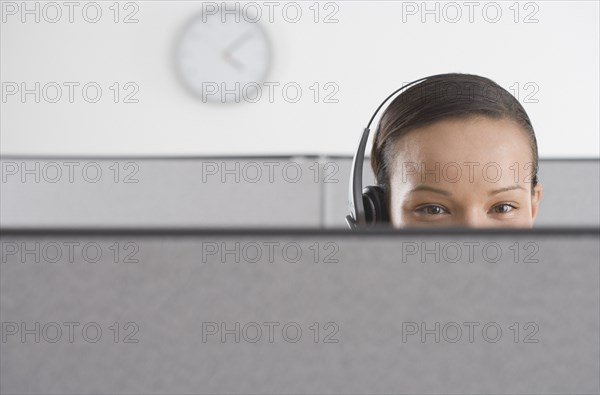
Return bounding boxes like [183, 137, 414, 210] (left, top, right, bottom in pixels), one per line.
[222, 52, 244, 71]
[222, 31, 254, 71]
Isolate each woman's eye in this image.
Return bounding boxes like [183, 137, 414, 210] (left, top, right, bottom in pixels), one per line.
[491, 203, 516, 214]
[416, 205, 448, 215]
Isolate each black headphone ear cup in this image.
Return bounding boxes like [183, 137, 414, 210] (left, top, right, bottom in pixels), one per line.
[362, 185, 389, 226]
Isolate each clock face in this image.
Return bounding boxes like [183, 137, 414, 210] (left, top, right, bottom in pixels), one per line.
[175, 9, 272, 103]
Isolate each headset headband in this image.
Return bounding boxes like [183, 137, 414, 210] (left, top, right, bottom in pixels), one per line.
[345, 74, 446, 229]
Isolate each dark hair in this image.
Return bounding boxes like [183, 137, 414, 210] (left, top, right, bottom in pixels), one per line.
[370, 73, 539, 201]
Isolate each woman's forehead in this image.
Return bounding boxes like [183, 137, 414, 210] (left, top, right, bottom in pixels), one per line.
[391, 116, 532, 166]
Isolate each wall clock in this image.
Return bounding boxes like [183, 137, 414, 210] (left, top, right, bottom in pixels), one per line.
[175, 8, 272, 103]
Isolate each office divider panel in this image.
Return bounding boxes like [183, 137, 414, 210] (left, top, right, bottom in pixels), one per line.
[2, 158, 598, 228]
[0, 157, 324, 228]
[1, 228, 598, 394]
[323, 158, 600, 227]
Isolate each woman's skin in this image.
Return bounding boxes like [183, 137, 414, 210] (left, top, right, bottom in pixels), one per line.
[388, 116, 543, 228]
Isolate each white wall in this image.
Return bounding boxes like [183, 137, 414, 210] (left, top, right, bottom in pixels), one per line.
[1, 1, 598, 157]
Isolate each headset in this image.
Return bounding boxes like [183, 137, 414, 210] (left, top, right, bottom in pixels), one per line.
[345, 74, 446, 230]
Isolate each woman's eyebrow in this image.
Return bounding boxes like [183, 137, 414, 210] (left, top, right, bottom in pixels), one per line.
[408, 184, 527, 197]
[408, 185, 452, 196]
[488, 185, 527, 196]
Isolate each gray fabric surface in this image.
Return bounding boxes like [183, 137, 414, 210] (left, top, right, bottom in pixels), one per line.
[1, 232, 598, 394]
[1, 158, 598, 228]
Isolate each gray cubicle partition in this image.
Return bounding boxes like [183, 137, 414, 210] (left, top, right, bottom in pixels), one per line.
[0, 157, 324, 228]
[323, 157, 600, 227]
[1, 157, 598, 228]
[1, 228, 598, 394]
